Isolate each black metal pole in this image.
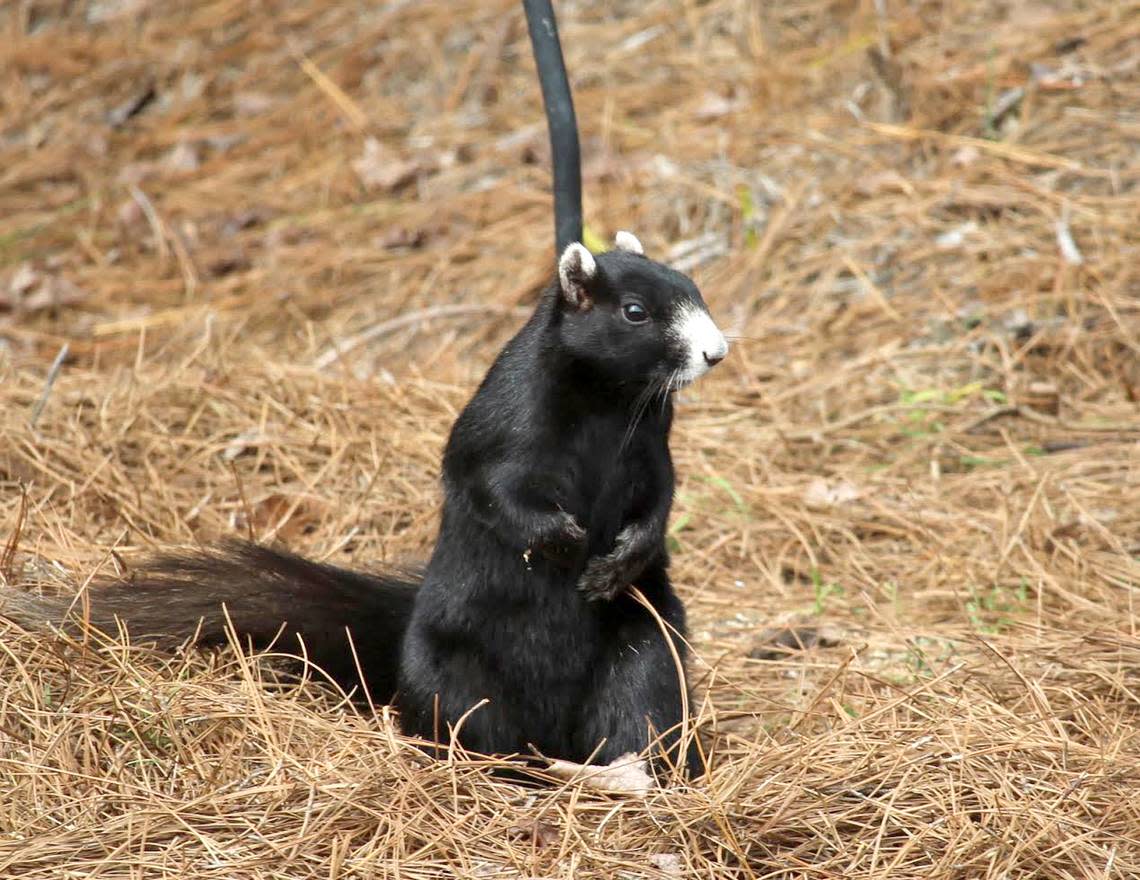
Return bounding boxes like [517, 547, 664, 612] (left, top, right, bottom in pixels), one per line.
[522, 0, 582, 255]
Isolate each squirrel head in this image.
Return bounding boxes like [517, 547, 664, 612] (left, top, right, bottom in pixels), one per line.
[554, 233, 728, 392]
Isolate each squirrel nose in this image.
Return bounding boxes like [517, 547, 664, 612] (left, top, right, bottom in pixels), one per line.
[703, 351, 725, 367]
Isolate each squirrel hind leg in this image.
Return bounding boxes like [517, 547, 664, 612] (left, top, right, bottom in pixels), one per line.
[573, 627, 700, 780]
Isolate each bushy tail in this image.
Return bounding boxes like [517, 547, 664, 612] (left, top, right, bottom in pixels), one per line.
[0, 541, 419, 702]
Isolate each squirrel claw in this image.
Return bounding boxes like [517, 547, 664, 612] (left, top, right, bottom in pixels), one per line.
[561, 515, 587, 544]
[535, 512, 587, 567]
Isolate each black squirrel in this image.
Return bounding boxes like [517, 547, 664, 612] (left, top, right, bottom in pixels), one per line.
[1, 232, 728, 776]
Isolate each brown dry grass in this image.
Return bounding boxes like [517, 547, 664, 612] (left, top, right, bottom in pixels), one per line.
[2, 0, 1139, 877]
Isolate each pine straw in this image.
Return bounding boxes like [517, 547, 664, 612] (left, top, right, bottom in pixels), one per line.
[1, 0, 1138, 876]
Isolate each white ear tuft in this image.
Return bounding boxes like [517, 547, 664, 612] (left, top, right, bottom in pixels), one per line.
[614, 230, 644, 255]
[558, 242, 597, 308]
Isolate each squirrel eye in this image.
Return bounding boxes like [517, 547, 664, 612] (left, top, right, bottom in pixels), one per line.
[621, 302, 649, 324]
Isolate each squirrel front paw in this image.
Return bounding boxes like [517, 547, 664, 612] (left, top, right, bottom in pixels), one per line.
[576, 524, 655, 601]
[577, 552, 629, 602]
[532, 511, 587, 566]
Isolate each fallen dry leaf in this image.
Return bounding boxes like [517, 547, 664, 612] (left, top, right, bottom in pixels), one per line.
[507, 818, 560, 849]
[545, 752, 655, 796]
[647, 852, 683, 876]
[749, 624, 843, 661]
[375, 227, 429, 250]
[164, 141, 201, 173]
[692, 91, 738, 121]
[802, 478, 861, 511]
[1, 265, 88, 314]
[233, 91, 278, 117]
[353, 137, 430, 192]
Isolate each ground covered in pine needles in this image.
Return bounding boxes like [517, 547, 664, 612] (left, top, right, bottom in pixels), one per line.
[2, 0, 1139, 877]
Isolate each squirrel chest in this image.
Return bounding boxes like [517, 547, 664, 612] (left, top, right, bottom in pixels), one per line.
[560, 405, 673, 559]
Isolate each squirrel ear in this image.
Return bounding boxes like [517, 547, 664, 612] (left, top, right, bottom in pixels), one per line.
[558, 242, 596, 309]
[614, 230, 644, 255]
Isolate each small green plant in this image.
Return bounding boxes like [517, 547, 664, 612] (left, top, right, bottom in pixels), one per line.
[897, 382, 1004, 438]
[959, 310, 985, 331]
[666, 508, 692, 554]
[580, 223, 608, 254]
[810, 568, 843, 615]
[905, 636, 959, 679]
[959, 454, 1006, 470]
[965, 580, 1030, 634]
[701, 474, 746, 512]
[982, 46, 999, 139]
[881, 580, 900, 614]
[666, 474, 748, 553]
[737, 185, 759, 249]
[905, 640, 933, 677]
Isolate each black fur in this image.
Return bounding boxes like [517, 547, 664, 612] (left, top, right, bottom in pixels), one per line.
[400, 248, 711, 774]
[2, 542, 419, 703]
[3, 245, 723, 778]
